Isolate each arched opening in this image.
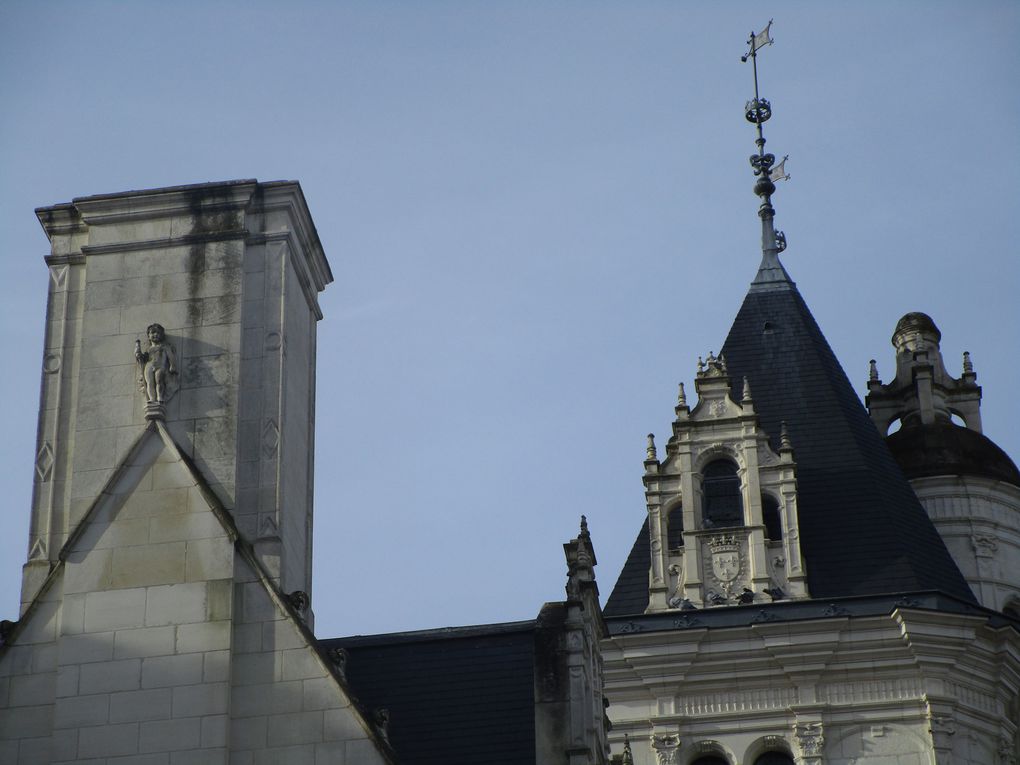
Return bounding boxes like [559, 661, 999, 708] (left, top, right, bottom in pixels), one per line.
[762, 494, 782, 540]
[691, 757, 729, 765]
[667, 503, 684, 548]
[702, 459, 743, 528]
[753, 752, 794, 765]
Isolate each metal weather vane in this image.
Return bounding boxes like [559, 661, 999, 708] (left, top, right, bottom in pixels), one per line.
[742, 21, 790, 260]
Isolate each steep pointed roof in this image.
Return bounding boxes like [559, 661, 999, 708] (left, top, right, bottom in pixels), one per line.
[605, 262, 975, 617]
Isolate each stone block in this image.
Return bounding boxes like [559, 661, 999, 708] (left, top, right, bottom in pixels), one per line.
[230, 681, 302, 718]
[145, 582, 209, 627]
[201, 714, 228, 748]
[9, 672, 56, 707]
[171, 748, 229, 765]
[149, 512, 224, 544]
[281, 649, 323, 682]
[78, 721, 140, 758]
[112, 542, 187, 588]
[55, 666, 78, 698]
[261, 620, 306, 652]
[70, 466, 117, 500]
[323, 708, 367, 742]
[0, 704, 54, 739]
[267, 711, 323, 747]
[186, 538, 234, 582]
[203, 650, 230, 683]
[63, 549, 114, 594]
[344, 739, 381, 762]
[183, 353, 236, 391]
[231, 652, 281, 685]
[174, 622, 230, 656]
[50, 727, 78, 760]
[151, 462, 196, 491]
[82, 305, 124, 335]
[73, 427, 122, 472]
[122, 300, 201, 335]
[301, 678, 345, 713]
[80, 518, 152, 551]
[178, 387, 231, 420]
[141, 654, 203, 689]
[79, 658, 141, 694]
[0, 645, 34, 676]
[32, 642, 58, 673]
[84, 588, 147, 632]
[229, 716, 267, 748]
[200, 294, 242, 325]
[55, 693, 111, 728]
[232, 623, 261, 655]
[313, 742, 347, 765]
[108, 754, 174, 765]
[58, 632, 115, 665]
[230, 752, 254, 765]
[15, 736, 52, 765]
[253, 744, 315, 765]
[138, 716, 201, 753]
[109, 688, 173, 723]
[114, 626, 176, 660]
[122, 487, 189, 519]
[171, 682, 229, 717]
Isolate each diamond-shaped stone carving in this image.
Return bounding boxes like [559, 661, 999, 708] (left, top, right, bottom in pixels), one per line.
[35, 442, 54, 482]
[262, 418, 279, 459]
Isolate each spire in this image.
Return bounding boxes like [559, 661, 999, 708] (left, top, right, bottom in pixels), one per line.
[742, 21, 793, 291]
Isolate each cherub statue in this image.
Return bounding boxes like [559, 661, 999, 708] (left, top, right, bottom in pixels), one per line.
[135, 323, 178, 403]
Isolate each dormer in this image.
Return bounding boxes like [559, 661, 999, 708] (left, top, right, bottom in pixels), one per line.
[641, 354, 808, 612]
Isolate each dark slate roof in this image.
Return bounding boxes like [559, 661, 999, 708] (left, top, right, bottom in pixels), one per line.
[605, 262, 975, 617]
[887, 421, 1020, 487]
[320, 622, 536, 765]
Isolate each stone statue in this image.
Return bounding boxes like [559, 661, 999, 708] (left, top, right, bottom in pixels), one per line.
[135, 323, 178, 403]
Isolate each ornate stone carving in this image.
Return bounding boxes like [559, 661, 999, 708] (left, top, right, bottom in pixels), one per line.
[48, 265, 67, 290]
[43, 352, 61, 374]
[928, 713, 956, 750]
[821, 603, 851, 617]
[651, 734, 680, 765]
[134, 323, 178, 413]
[973, 535, 999, 557]
[705, 533, 745, 598]
[673, 614, 702, 629]
[287, 590, 310, 611]
[998, 734, 1016, 765]
[793, 721, 824, 758]
[617, 621, 643, 634]
[328, 646, 349, 679]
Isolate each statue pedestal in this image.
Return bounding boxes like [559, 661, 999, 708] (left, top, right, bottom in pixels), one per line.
[144, 401, 166, 421]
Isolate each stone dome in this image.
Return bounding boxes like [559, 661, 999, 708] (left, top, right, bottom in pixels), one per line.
[887, 421, 1020, 486]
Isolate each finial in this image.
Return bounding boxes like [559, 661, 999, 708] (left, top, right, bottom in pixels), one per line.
[697, 356, 705, 374]
[718, 353, 727, 373]
[677, 381, 687, 407]
[579, 514, 590, 538]
[741, 376, 753, 403]
[706, 350, 716, 365]
[780, 421, 793, 453]
[742, 21, 791, 274]
[646, 433, 658, 461]
[621, 734, 633, 765]
[963, 351, 973, 374]
[869, 359, 879, 382]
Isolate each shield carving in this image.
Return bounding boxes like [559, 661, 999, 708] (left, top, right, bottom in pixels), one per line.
[712, 550, 741, 583]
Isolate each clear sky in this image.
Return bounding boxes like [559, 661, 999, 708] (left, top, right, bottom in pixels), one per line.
[1, 2, 1017, 638]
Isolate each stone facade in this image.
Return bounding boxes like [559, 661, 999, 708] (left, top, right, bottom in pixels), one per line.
[1, 181, 391, 764]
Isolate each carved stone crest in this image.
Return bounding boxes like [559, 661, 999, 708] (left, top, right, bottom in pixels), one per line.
[706, 534, 744, 597]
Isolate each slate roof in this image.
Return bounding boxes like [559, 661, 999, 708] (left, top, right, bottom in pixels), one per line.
[605, 261, 975, 617]
[320, 622, 537, 765]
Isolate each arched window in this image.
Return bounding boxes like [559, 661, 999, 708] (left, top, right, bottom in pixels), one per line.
[702, 460, 743, 528]
[667, 504, 684, 548]
[753, 752, 794, 765]
[762, 494, 782, 540]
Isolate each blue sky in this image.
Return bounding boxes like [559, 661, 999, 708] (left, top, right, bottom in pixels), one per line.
[1, 2, 1017, 637]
